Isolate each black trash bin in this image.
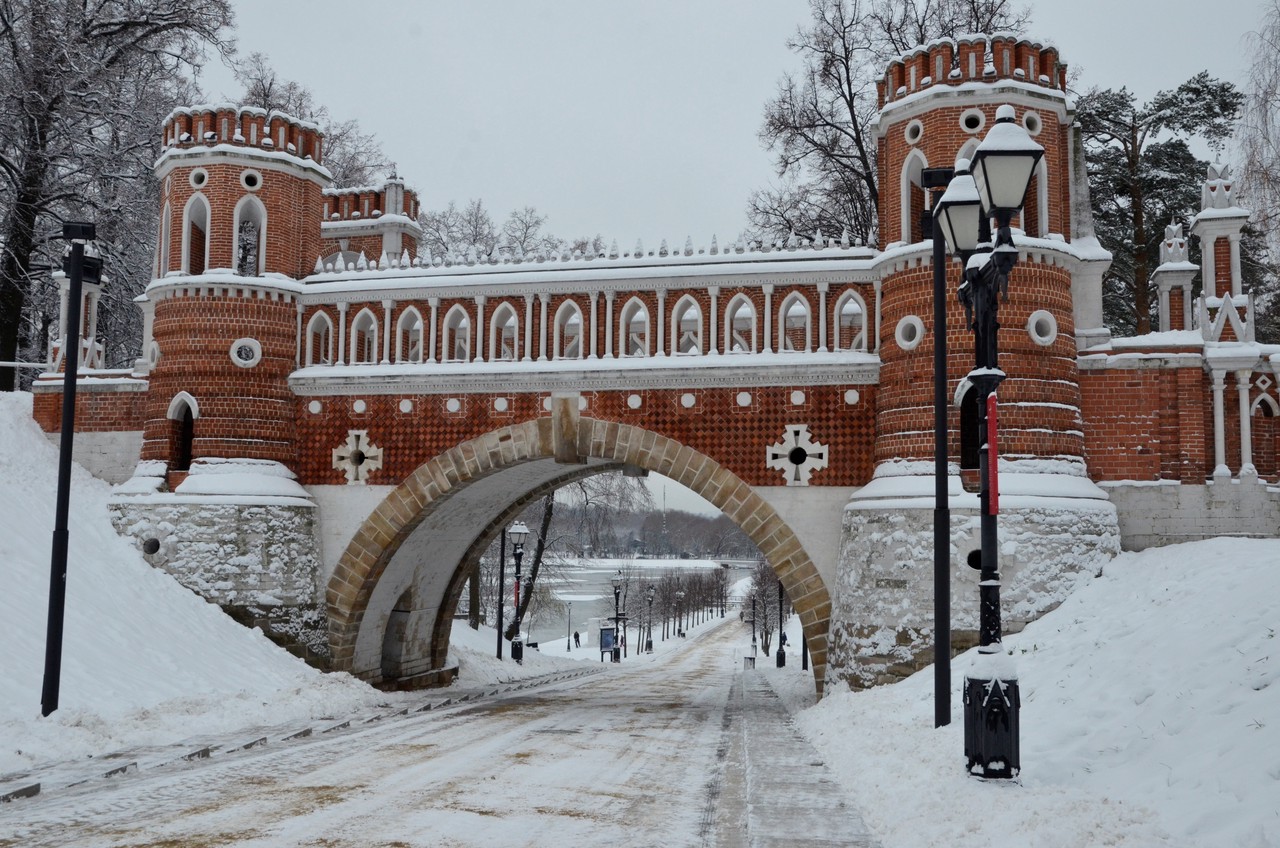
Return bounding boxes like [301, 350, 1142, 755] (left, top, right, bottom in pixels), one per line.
[511, 638, 524, 664]
[776, 647, 786, 668]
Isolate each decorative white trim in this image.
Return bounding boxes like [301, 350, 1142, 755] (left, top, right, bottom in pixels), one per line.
[240, 169, 263, 191]
[229, 337, 262, 368]
[166, 391, 200, 420]
[180, 193, 211, 274]
[671, 293, 703, 355]
[724, 293, 757, 354]
[1027, 309, 1058, 346]
[232, 194, 269, 275]
[904, 119, 924, 145]
[778, 292, 813, 352]
[349, 307, 379, 365]
[188, 168, 209, 189]
[766, 424, 829, 486]
[960, 107, 986, 134]
[305, 311, 334, 365]
[900, 148, 928, 244]
[895, 314, 925, 350]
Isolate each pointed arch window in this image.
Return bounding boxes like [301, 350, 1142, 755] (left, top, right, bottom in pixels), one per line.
[900, 149, 928, 245]
[181, 193, 211, 273]
[672, 295, 702, 354]
[166, 392, 200, 473]
[443, 305, 471, 362]
[234, 195, 268, 276]
[350, 309, 379, 364]
[490, 302, 520, 361]
[834, 291, 868, 352]
[779, 293, 812, 352]
[724, 294, 756, 353]
[305, 311, 334, 366]
[620, 298, 649, 357]
[554, 301, 584, 360]
[395, 306, 423, 364]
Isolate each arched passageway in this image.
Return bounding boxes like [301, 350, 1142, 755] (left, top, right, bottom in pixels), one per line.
[326, 417, 833, 694]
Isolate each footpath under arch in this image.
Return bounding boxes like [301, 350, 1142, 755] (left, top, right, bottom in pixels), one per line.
[326, 416, 833, 694]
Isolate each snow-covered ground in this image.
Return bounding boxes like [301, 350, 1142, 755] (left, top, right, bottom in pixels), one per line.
[3, 389, 1277, 846]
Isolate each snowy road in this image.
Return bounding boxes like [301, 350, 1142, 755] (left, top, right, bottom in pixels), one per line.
[1, 617, 873, 847]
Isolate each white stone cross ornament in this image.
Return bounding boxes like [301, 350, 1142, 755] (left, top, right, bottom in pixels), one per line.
[333, 430, 384, 484]
[766, 424, 829, 486]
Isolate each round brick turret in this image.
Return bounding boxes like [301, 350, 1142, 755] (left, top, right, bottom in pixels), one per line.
[872, 35, 1083, 470]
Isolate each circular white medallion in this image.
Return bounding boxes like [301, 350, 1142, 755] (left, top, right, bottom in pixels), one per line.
[494, 397, 509, 412]
[736, 391, 752, 407]
[399, 399, 414, 413]
[627, 394, 642, 409]
[680, 393, 696, 408]
[308, 400, 322, 414]
[844, 389, 860, 405]
[578, 396, 588, 410]
[352, 399, 367, 413]
[895, 315, 925, 351]
[790, 390, 806, 406]
[446, 398, 462, 413]
[229, 337, 262, 368]
[1027, 309, 1058, 346]
[542, 397, 552, 411]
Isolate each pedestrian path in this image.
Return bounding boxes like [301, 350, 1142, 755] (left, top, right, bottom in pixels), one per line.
[717, 669, 880, 847]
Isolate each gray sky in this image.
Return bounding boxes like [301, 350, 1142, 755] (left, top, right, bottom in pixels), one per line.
[198, 0, 1265, 513]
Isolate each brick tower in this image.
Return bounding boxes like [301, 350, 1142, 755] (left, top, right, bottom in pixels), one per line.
[832, 36, 1120, 685]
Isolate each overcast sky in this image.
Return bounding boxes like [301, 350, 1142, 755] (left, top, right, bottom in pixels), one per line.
[197, 0, 1265, 513]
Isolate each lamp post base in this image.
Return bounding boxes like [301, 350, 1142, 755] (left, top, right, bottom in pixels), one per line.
[963, 674, 1020, 779]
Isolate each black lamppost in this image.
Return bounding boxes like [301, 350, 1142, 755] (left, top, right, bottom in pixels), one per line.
[675, 589, 685, 636]
[566, 601, 573, 652]
[775, 579, 786, 668]
[957, 104, 1043, 780]
[496, 527, 506, 660]
[929, 158, 984, 730]
[749, 594, 758, 657]
[41, 222, 100, 718]
[509, 521, 529, 664]
[611, 571, 622, 662]
[645, 585, 655, 652]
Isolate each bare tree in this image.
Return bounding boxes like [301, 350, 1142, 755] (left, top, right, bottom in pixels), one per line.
[751, 0, 1030, 245]
[232, 53, 391, 187]
[0, 0, 235, 390]
[420, 198, 498, 260]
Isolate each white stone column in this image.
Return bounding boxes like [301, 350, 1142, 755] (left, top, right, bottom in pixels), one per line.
[538, 293, 549, 361]
[1212, 369, 1228, 476]
[474, 295, 486, 362]
[818, 283, 829, 352]
[1237, 369, 1255, 475]
[656, 290, 666, 356]
[381, 299, 393, 364]
[337, 302, 348, 365]
[428, 298, 439, 363]
[763, 285, 774, 353]
[1203, 238, 1218, 298]
[604, 292, 615, 359]
[708, 287, 719, 355]
[1158, 285, 1171, 333]
[589, 292, 599, 359]
[524, 294, 534, 361]
[874, 280, 883, 353]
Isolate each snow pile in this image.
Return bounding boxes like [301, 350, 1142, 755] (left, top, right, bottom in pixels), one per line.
[447, 620, 581, 686]
[0, 393, 386, 775]
[789, 537, 1280, 848]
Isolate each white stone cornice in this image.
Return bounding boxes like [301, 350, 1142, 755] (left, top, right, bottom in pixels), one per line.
[289, 357, 880, 397]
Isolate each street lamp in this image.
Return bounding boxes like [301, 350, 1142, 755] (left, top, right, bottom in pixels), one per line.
[566, 601, 573, 652]
[928, 157, 984, 731]
[611, 571, 622, 663]
[957, 104, 1043, 780]
[749, 593, 758, 656]
[675, 589, 685, 637]
[42, 222, 100, 717]
[776, 579, 786, 668]
[509, 521, 529, 664]
[645, 585, 656, 652]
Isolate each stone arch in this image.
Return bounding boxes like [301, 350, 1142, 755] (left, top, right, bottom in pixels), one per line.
[181, 192, 210, 274]
[326, 417, 833, 695]
[900, 148, 928, 244]
[232, 194, 268, 276]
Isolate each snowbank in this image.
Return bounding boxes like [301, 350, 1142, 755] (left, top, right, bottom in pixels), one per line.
[782, 537, 1280, 848]
[0, 393, 386, 774]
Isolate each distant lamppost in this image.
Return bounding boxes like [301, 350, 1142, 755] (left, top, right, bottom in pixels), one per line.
[611, 571, 622, 663]
[566, 601, 573, 652]
[956, 104, 1043, 780]
[775, 579, 786, 668]
[509, 521, 529, 664]
[928, 154, 984, 730]
[496, 527, 506, 660]
[41, 222, 100, 718]
[675, 589, 685, 636]
[645, 585, 656, 652]
[749, 594, 758, 657]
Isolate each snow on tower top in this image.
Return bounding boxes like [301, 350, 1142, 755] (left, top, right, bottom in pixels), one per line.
[877, 35, 1065, 109]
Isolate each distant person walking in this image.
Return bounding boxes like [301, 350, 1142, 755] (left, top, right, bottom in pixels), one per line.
[573, 630, 580, 648]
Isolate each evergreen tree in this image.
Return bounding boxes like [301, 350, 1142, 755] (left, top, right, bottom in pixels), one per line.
[1076, 73, 1244, 336]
